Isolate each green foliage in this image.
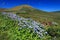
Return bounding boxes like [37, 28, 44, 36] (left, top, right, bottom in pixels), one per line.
[46, 25, 60, 40]
[0, 11, 60, 40]
[0, 13, 41, 40]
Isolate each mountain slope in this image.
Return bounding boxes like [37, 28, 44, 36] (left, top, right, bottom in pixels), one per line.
[0, 12, 46, 40]
[0, 5, 60, 40]
[2, 5, 60, 25]
[11, 5, 32, 11]
[11, 5, 60, 24]
[51, 11, 60, 13]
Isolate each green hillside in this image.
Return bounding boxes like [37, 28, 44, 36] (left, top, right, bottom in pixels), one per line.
[12, 5, 60, 25]
[0, 13, 42, 40]
[0, 12, 56, 40]
[11, 5, 60, 40]
[0, 5, 60, 40]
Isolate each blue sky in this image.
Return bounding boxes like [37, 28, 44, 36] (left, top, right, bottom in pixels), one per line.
[0, 0, 60, 12]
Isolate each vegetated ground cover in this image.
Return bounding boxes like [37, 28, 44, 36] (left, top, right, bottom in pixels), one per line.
[16, 13, 60, 40]
[0, 5, 60, 40]
[0, 12, 53, 40]
[15, 7, 60, 24]
[0, 13, 41, 40]
[0, 11, 60, 40]
[14, 7, 60, 40]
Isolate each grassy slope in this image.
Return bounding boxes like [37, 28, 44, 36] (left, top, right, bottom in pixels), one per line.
[0, 13, 42, 40]
[0, 5, 60, 40]
[13, 7, 60, 24]
[10, 6, 60, 40]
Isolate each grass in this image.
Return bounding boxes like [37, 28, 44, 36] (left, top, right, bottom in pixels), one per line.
[0, 13, 52, 40]
[16, 10, 60, 24]
[0, 5, 60, 40]
[0, 12, 47, 40]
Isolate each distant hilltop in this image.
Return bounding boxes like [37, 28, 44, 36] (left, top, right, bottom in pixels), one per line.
[0, 4, 60, 13]
[10, 5, 32, 11]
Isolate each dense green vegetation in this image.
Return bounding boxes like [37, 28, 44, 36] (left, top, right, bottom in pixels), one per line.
[0, 5, 60, 40]
[0, 12, 51, 40]
[15, 6, 60, 40]
[0, 13, 40, 40]
[0, 12, 60, 40]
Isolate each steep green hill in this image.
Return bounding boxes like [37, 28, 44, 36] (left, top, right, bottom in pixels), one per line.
[0, 12, 51, 40]
[11, 5, 60, 25]
[0, 13, 41, 40]
[0, 5, 60, 40]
